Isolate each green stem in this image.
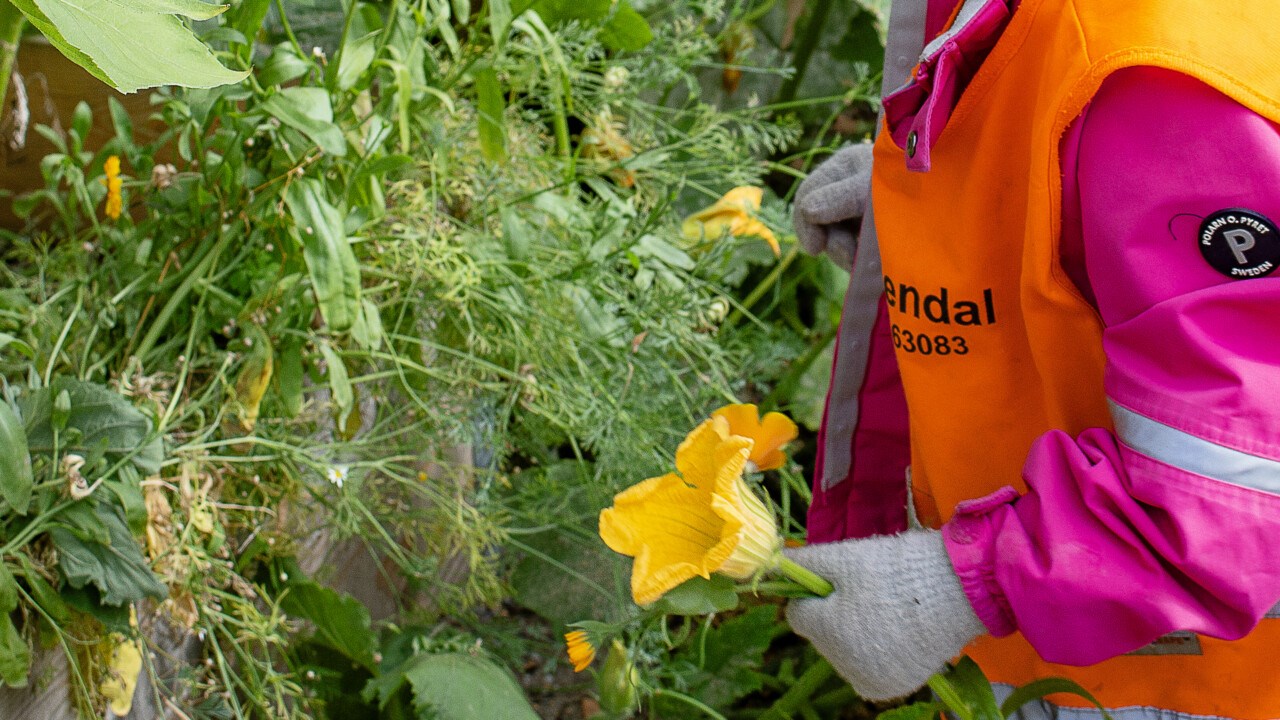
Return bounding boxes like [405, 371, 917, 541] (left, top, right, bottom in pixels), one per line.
[724, 242, 800, 328]
[759, 657, 836, 720]
[927, 672, 972, 720]
[651, 689, 729, 720]
[777, 555, 833, 597]
[132, 231, 233, 363]
[0, 0, 23, 112]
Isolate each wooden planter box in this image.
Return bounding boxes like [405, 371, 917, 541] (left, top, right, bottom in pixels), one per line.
[0, 36, 164, 230]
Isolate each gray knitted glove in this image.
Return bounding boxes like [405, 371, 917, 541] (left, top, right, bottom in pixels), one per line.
[784, 530, 987, 702]
[792, 142, 874, 271]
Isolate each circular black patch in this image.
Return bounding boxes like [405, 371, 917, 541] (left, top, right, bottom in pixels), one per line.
[1198, 209, 1280, 279]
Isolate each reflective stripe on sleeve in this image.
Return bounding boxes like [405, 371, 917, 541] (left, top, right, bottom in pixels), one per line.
[1109, 401, 1280, 494]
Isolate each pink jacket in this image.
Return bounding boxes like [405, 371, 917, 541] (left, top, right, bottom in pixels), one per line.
[811, 0, 1280, 666]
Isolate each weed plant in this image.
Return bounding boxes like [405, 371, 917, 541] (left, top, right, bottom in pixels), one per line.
[0, 0, 883, 717]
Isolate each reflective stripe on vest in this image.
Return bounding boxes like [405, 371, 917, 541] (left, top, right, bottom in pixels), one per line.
[1110, 401, 1280, 494]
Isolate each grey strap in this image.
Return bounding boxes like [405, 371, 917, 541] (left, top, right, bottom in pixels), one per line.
[919, 0, 994, 63]
[1109, 401, 1280, 495]
[821, 0, 930, 490]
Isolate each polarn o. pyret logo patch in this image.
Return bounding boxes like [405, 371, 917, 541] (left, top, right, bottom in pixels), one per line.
[1198, 209, 1280, 279]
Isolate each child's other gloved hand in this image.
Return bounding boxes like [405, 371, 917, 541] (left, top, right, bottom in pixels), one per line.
[783, 530, 988, 702]
[792, 142, 874, 271]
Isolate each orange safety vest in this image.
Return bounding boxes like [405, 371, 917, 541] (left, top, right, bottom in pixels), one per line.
[872, 0, 1280, 716]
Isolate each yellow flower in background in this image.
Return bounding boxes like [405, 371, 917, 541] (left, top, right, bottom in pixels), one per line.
[103, 155, 123, 220]
[565, 630, 597, 672]
[712, 403, 799, 472]
[681, 186, 780, 256]
[599, 416, 781, 605]
[99, 633, 143, 715]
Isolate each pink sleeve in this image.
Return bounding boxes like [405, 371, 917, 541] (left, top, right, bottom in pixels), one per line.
[942, 66, 1280, 665]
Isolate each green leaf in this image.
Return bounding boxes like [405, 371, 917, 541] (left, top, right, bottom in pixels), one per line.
[71, 101, 92, 145]
[0, 401, 33, 515]
[0, 614, 30, 688]
[499, 206, 531, 261]
[285, 179, 362, 332]
[652, 574, 739, 616]
[402, 653, 539, 720]
[509, 525, 626, 626]
[336, 30, 380, 90]
[261, 88, 347, 157]
[633, 234, 694, 270]
[0, 563, 18, 613]
[61, 585, 132, 633]
[105, 474, 147, 535]
[258, 44, 311, 87]
[531, 0, 610, 22]
[51, 500, 111, 545]
[317, 343, 353, 429]
[277, 337, 304, 417]
[1000, 678, 1113, 720]
[223, 0, 271, 41]
[350, 298, 384, 351]
[473, 67, 507, 163]
[281, 581, 376, 670]
[488, 0, 512, 50]
[599, 2, 652, 51]
[48, 503, 166, 606]
[22, 378, 163, 475]
[9, 0, 249, 93]
[878, 702, 945, 720]
[933, 657, 1001, 720]
[673, 605, 780, 709]
[17, 556, 69, 625]
[0, 333, 35, 359]
[450, 0, 468, 23]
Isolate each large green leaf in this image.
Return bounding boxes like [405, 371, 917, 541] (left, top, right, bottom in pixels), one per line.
[48, 503, 166, 606]
[598, 2, 651, 51]
[0, 614, 29, 688]
[22, 378, 163, 475]
[9, 0, 248, 93]
[403, 653, 539, 720]
[509, 526, 627, 627]
[285, 179, 362, 332]
[652, 574, 739, 616]
[262, 88, 348, 157]
[280, 581, 376, 671]
[0, 401, 33, 515]
[662, 605, 781, 711]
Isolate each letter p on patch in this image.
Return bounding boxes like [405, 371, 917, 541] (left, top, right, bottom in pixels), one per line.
[1224, 229, 1256, 265]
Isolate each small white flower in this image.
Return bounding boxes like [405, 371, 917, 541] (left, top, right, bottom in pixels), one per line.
[326, 465, 349, 488]
[603, 66, 630, 91]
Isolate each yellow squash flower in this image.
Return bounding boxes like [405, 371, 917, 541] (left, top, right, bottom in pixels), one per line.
[681, 186, 780, 256]
[99, 633, 143, 715]
[599, 416, 781, 605]
[565, 630, 597, 672]
[712, 403, 799, 472]
[102, 156, 123, 220]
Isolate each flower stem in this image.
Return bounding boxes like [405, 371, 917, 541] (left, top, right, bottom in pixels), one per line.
[777, 555, 833, 597]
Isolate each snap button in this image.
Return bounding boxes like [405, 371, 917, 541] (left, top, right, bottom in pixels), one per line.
[906, 130, 918, 158]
